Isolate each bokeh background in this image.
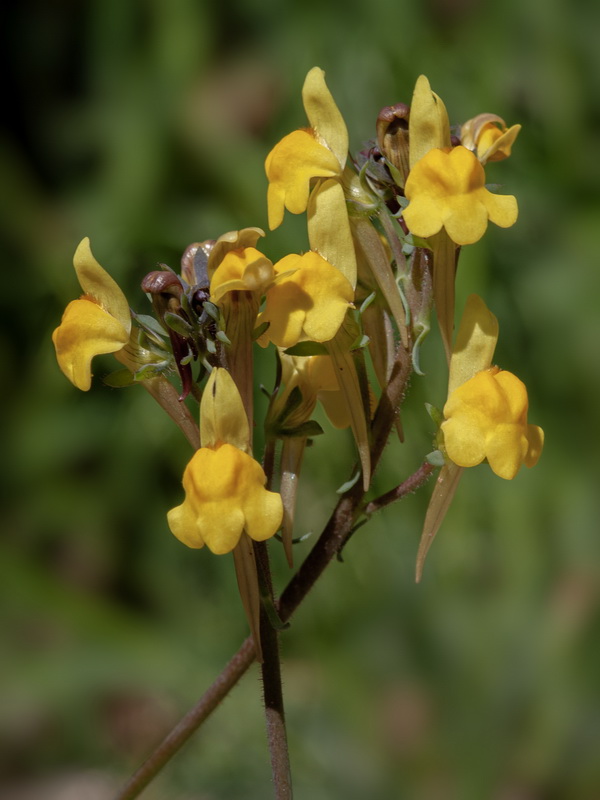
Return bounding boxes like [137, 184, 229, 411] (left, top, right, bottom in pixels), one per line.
[3, 0, 600, 797]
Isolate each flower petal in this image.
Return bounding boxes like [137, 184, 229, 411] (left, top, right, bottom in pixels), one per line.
[408, 75, 451, 169]
[200, 368, 250, 453]
[167, 443, 282, 554]
[52, 298, 130, 391]
[308, 178, 357, 288]
[73, 238, 131, 332]
[265, 130, 340, 229]
[448, 295, 499, 396]
[301, 67, 348, 168]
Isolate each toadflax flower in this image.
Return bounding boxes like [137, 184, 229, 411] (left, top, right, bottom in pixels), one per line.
[403, 145, 518, 246]
[265, 66, 356, 287]
[167, 368, 283, 554]
[442, 367, 543, 480]
[460, 113, 521, 165]
[256, 251, 354, 349]
[416, 295, 543, 580]
[52, 238, 131, 391]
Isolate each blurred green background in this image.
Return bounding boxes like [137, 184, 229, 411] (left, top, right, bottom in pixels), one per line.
[3, 0, 600, 797]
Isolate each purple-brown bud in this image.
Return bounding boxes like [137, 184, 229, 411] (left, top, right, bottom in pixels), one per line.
[376, 103, 410, 188]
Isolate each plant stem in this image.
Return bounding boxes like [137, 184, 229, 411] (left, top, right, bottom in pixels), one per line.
[256, 541, 293, 800]
[363, 460, 435, 516]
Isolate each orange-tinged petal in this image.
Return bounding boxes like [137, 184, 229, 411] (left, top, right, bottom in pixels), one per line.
[52, 297, 130, 391]
[265, 130, 340, 229]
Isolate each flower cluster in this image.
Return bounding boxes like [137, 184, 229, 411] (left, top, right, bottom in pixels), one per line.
[52, 67, 544, 628]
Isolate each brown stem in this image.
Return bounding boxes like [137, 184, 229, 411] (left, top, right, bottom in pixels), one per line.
[255, 541, 293, 799]
[363, 460, 435, 517]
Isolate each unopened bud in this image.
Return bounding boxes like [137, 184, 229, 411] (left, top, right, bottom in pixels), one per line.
[376, 103, 410, 187]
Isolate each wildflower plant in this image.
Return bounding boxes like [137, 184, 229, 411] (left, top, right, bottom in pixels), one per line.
[52, 67, 543, 798]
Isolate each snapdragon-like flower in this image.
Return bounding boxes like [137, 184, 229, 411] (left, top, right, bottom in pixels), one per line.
[416, 295, 543, 580]
[403, 145, 518, 246]
[442, 294, 543, 477]
[52, 238, 131, 391]
[443, 368, 543, 480]
[210, 246, 276, 304]
[265, 67, 356, 287]
[167, 368, 283, 554]
[257, 251, 354, 349]
[460, 113, 521, 164]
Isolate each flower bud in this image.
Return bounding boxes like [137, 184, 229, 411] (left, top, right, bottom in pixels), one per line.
[376, 103, 410, 187]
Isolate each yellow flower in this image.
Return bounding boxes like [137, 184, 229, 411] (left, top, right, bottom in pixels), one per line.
[265, 129, 341, 229]
[403, 145, 518, 245]
[256, 251, 354, 349]
[52, 238, 131, 391]
[265, 67, 356, 287]
[167, 368, 283, 554]
[460, 113, 521, 164]
[210, 246, 276, 304]
[442, 367, 544, 480]
[416, 295, 543, 580]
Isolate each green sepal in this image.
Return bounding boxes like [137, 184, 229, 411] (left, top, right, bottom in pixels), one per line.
[351, 333, 370, 351]
[215, 330, 231, 345]
[133, 362, 169, 381]
[426, 449, 446, 467]
[103, 368, 135, 388]
[133, 313, 167, 340]
[425, 403, 443, 428]
[411, 322, 430, 376]
[358, 291, 377, 315]
[202, 301, 221, 323]
[164, 312, 193, 336]
[283, 341, 329, 357]
[278, 385, 303, 420]
[336, 470, 361, 494]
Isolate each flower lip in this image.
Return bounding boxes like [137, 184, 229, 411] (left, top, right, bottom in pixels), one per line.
[403, 146, 518, 245]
